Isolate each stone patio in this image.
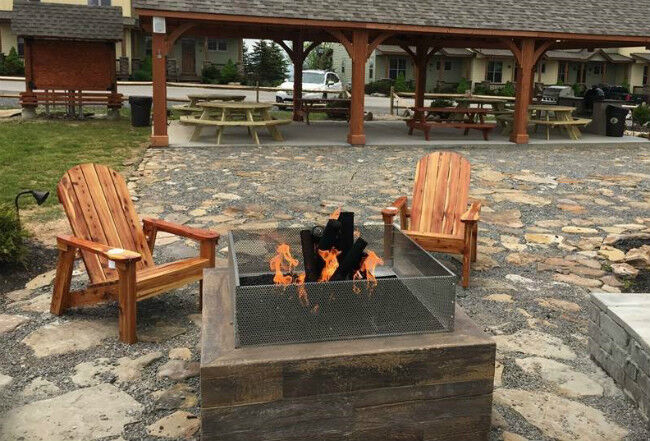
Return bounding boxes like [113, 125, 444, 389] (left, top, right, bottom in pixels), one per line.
[1, 142, 650, 440]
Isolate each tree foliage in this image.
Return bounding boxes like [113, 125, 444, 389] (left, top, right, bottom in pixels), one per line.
[220, 59, 240, 84]
[244, 41, 288, 86]
[0, 47, 25, 76]
[305, 44, 333, 71]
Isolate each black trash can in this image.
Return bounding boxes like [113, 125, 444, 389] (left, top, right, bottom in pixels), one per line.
[129, 96, 152, 127]
[605, 105, 629, 137]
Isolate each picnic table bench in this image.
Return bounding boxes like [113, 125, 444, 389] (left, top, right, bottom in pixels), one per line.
[300, 98, 351, 124]
[172, 94, 246, 114]
[407, 107, 497, 141]
[496, 105, 591, 140]
[180, 101, 291, 145]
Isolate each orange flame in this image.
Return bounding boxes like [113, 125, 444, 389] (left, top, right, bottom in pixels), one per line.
[269, 243, 298, 285]
[360, 251, 384, 285]
[295, 272, 309, 306]
[329, 207, 341, 220]
[318, 248, 341, 282]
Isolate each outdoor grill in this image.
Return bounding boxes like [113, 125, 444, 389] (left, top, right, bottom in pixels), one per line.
[227, 224, 457, 347]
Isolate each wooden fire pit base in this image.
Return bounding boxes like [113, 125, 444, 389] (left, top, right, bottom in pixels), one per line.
[200, 269, 496, 441]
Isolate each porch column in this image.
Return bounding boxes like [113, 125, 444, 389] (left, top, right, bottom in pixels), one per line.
[151, 31, 168, 147]
[292, 38, 304, 122]
[348, 29, 368, 145]
[511, 39, 535, 144]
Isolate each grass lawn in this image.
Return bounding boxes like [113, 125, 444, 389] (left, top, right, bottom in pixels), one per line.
[0, 115, 150, 221]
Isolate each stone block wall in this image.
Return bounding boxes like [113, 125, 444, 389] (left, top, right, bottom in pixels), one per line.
[589, 294, 650, 426]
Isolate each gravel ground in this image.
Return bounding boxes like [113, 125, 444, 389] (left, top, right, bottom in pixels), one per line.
[1, 141, 650, 440]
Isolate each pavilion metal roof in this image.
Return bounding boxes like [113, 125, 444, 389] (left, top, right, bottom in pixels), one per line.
[631, 52, 650, 62]
[134, 0, 650, 38]
[11, 1, 123, 41]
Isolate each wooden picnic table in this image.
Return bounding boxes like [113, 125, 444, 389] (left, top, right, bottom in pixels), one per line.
[172, 94, 246, 114]
[179, 101, 291, 145]
[407, 106, 497, 141]
[455, 97, 511, 111]
[497, 104, 591, 140]
[300, 98, 351, 124]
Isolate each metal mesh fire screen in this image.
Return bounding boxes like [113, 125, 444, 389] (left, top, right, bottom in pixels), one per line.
[228, 225, 457, 347]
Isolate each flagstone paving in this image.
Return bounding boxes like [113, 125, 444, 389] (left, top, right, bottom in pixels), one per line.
[0, 143, 649, 440]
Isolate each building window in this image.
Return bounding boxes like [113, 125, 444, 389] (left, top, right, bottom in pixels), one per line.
[143, 36, 152, 57]
[341, 59, 345, 74]
[540, 63, 546, 74]
[486, 61, 503, 83]
[644, 65, 649, 85]
[368, 61, 374, 79]
[593, 64, 602, 75]
[17, 37, 24, 56]
[444, 61, 452, 71]
[88, 0, 111, 5]
[207, 39, 227, 52]
[389, 57, 407, 80]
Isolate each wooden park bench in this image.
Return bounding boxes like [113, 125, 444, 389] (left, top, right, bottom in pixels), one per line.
[20, 90, 123, 117]
[407, 107, 497, 141]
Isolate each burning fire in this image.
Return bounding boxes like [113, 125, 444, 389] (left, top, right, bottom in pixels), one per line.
[318, 248, 341, 282]
[268, 208, 384, 309]
[359, 251, 384, 285]
[269, 243, 298, 285]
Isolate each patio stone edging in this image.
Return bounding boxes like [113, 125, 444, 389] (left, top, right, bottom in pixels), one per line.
[589, 292, 650, 426]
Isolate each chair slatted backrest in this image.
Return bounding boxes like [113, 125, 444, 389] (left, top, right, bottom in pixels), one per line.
[58, 164, 154, 283]
[410, 152, 471, 237]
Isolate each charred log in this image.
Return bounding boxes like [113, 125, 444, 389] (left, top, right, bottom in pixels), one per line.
[332, 238, 367, 281]
[336, 211, 355, 260]
[318, 219, 341, 251]
[300, 229, 320, 282]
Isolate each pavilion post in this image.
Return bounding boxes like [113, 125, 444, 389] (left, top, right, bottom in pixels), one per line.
[291, 38, 304, 122]
[414, 44, 428, 119]
[151, 31, 168, 147]
[510, 38, 535, 144]
[347, 29, 368, 145]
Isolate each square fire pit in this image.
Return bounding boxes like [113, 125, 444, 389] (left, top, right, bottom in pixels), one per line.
[201, 225, 495, 441]
[229, 225, 456, 347]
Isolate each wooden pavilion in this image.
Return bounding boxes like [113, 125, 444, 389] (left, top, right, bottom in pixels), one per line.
[133, 0, 650, 147]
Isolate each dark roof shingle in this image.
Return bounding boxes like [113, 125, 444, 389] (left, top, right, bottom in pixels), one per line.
[134, 0, 650, 38]
[11, 1, 123, 41]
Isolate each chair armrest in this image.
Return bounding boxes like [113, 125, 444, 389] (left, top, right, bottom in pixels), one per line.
[460, 201, 481, 223]
[381, 196, 409, 226]
[142, 218, 219, 241]
[57, 235, 141, 262]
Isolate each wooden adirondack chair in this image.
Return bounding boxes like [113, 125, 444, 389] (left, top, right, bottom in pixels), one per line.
[50, 163, 219, 343]
[381, 152, 481, 288]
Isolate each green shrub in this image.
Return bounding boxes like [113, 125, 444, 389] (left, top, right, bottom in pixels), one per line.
[497, 81, 516, 97]
[632, 104, 650, 126]
[1, 47, 25, 76]
[219, 59, 240, 84]
[473, 83, 493, 95]
[393, 74, 410, 93]
[365, 79, 393, 95]
[132, 56, 152, 81]
[0, 203, 27, 265]
[201, 64, 220, 84]
[456, 78, 470, 94]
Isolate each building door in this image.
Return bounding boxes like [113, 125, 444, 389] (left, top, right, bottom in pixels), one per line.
[181, 39, 196, 75]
